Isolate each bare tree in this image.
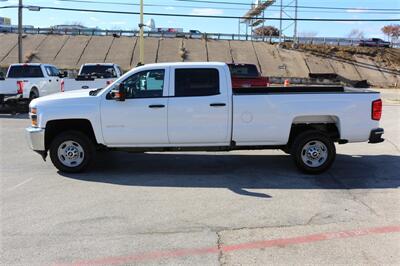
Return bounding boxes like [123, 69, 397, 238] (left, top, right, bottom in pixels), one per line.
[382, 24, 400, 42]
[253, 26, 280, 36]
[347, 29, 364, 39]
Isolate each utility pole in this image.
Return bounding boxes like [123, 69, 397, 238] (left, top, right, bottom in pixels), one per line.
[279, 0, 283, 43]
[293, 0, 298, 42]
[18, 0, 23, 63]
[138, 0, 144, 65]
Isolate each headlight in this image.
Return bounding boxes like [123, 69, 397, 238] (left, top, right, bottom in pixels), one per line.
[30, 107, 38, 127]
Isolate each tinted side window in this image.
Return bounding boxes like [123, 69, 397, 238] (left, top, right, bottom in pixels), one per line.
[122, 69, 165, 99]
[45, 66, 52, 76]
[50, 66, 60, 76]
[8, 66, 44, 78]
[175, 68, 219, 97]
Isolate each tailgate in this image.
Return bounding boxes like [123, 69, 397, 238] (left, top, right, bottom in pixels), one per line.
[0, 79, 19, 95]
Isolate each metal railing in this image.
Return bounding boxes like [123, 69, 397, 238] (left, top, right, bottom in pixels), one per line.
[1, 26, 398, 48]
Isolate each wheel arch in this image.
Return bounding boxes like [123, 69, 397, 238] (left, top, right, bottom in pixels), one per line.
[287, 115, 341, 149]
[30, 86, 39, 97]
[45, 119, 98, 150]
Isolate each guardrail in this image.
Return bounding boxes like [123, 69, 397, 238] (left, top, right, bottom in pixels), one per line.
[1, 26, 398, 48]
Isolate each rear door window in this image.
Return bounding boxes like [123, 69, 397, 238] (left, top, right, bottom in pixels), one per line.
[7, 65, 44, 78]
[174, 68, 219, 97]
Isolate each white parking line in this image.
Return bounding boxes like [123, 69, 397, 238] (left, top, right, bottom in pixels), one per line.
[6, 178, 33, 192]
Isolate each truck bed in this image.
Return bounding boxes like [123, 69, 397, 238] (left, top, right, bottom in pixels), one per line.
[233, 85, 377, 94]
[232, 88, 380, 146]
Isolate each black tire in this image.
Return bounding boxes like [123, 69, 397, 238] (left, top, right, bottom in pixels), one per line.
[290, 130, 336, 174]
[49, 131, 95, 173]
[29, 88, 39, 100]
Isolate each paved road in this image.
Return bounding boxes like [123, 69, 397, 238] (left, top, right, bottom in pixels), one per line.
[1, 92, 399, 265]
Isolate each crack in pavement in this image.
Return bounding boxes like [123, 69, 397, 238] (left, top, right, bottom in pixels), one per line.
[328, 172, 380, 217]
[386, 138, 400, 153]
[216, 231, 225, 266]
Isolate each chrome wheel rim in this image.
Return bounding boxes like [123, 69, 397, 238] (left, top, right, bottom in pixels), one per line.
[57, 140, 85, 167]
[301, 140, 328, 168]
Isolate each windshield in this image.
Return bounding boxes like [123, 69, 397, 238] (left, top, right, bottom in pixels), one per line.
[7, 65, 44, 78]
[80, 65, 117, 78]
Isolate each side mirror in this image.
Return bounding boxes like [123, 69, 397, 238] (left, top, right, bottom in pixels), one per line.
[58, 71, 68, 78]
[114, 83, 126, 101]
[0, 72, 4, 80]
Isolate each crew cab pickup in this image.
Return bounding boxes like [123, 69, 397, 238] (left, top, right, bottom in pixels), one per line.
[0, 63, 64, 104]
[26, 62, 384, 174]
[63, 63, 123, 91]
[228, 63, 269, 88]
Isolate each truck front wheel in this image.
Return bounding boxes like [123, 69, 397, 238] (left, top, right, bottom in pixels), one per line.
[49, 131, 95, 173]
[291, 131, 336, 174]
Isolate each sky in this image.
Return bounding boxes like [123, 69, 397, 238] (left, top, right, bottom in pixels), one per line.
[0, 0, 399, 39]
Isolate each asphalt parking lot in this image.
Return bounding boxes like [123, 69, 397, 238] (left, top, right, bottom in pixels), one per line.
[1, 89, 399, 266]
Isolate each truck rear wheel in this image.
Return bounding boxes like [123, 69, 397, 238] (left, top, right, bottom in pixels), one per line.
[291, 131, 336, 174]
[49, 131, 95, 173]
[29, 88, 39, 100]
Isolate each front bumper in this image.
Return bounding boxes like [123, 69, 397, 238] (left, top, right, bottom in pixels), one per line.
[26, 127, 45, 151]
[369, 128, 384, 144]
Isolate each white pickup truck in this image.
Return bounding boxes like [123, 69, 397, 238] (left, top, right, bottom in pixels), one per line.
[26, 62, 384, 174]
[0, 63, 64, 104]
[63, 63, 123, 91]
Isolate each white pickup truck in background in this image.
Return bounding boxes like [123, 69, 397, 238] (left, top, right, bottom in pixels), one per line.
[63, 63, 123, 91]
[26, 62, 384, 174]
[0, 63, 64, 104]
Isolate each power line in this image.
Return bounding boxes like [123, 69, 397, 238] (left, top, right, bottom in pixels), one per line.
[2, 5, 399, 21]
[175, 0, 400, 11]
[52, 0, 400, 14]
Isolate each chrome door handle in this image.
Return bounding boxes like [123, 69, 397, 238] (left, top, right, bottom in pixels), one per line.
[210, 103, 226, 107]
[148, 104, 165, 108]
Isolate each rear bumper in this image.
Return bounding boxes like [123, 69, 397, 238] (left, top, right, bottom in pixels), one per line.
[26, 127, 45, 151]
[0, 93, 22, 103]
[369, 128, 384, 144]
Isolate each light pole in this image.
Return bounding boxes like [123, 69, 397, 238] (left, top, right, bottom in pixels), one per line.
[138, 0, 144, 65]
[18, 0, 23, 63]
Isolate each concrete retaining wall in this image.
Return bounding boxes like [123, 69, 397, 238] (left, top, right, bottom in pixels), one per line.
[77, 36, 114, 66]
[0, 34, 17, 64]
[229, 40, 259, 66]
[105, 36, 137, 70]
[131, 37, 159, 67]
[206, 40, 232, 63]
[183, 39, 207, 62]
[157, 38, 182, 63]
[32, 35, 71, 64]
[276, 48, 309, 78]
[53, 35, 91, 69]
[0, 33, 398, 87]
[253, 42, 287, 77]
[353, 56, 389, 87]
[1, 34, 47, 66]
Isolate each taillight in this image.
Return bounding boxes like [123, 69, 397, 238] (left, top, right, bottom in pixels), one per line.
[61, 80, 65, 92]
[372, 99, 382, 121]
[16, 80, 24, 94]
